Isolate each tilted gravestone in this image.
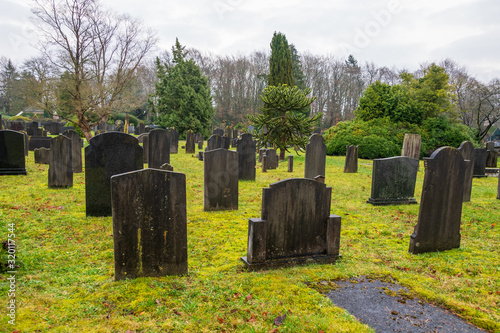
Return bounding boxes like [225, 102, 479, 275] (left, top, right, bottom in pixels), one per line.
[49, 135, 73, 188]
[367, 156, 418, 206]
[304, 133, 326, 179]
[409, 147, 466, 254]
[206, 134, 223, 152]
[85, 132, 143, 217]
[344, 145, 358, 173]
[168, 128, 179, 154]
[236, 133, 256, 181]
[485, 141, 498, 168]
[401, 134, 421, 160]
[204, 148, 238, 211]
[148, 128, 170, 169]
[185, 130, 195, 154]
[62, 129, 83, 173]
[242, 178, 341, 270]
[34, 147, 50, 164]
[472, 148, 488, 178]
[458, 141, 475, 202]
[111, 169, 187, 280]
[0, 130, 27, 175]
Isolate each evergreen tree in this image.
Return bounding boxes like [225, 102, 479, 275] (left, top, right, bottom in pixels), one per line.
[248, 84, 319, 159]
[290, 44, 311, 118]
[153, 39, 214, 138]
[268, 32, 293, 87]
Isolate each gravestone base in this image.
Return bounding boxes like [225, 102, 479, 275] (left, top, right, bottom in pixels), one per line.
[367, 197, 417, 206]
[485, 168, 499, 176]
[472, 174, 488, 178]
[241, 253, 340, 272]
[0, 168, 27, 175]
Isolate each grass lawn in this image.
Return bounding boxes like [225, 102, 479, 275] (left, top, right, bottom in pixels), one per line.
[0, 143, 499, 332]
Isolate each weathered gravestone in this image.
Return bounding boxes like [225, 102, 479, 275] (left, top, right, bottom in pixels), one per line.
[485, 141, 498, 168]
[472, 148, 488, 178]
[231, 129, 239, 148]
[206, 134, 223, 152]
[62, 129, 83, 173]
[49, 135, 73, 188]
[401, 134, 421, 160]
[262, 149, 278, 169]
[367, 156, 418, 206]
[242, 178, 341, 270]
[497, 175, 500, 200]
[168, 128, 179, 154]
[258, 148, 266, 162]
[344, 145, 358, 173]
[204, 148, 238, 211]
[137, 133, 148, 144]
[28, 137, 51, 151]
[21, 131, 28, 156]
[148, 128, 170, 169]
[50, 122, 60, 135]
[288, 155, 293, 172]
[0, 130, 27, 175]
[261, 154, 267, 173]
[160, 163, 174, 171]
[9, 121, 26, 132]
[213, 128, 224, 136]
[236, 133, 256, 181]
[198, 140, 203, 150]
[409, 147, 466, 254]
[111, 169, 187, 280]
[224, 126, 232, 140]
[304, 133, 326, 179]
[185, 130, 195, 154]
[27, 121, 39, 136]
[222, 135, 231, 150]
[85, 132, 143, 217]
[458, 141, 475, 202]
[34, 147, 50, 164]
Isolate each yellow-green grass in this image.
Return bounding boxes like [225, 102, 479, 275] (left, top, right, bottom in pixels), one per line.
[0, 143, 498, 332]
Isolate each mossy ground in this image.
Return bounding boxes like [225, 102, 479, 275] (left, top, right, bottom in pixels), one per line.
[0, 143, 499, 332]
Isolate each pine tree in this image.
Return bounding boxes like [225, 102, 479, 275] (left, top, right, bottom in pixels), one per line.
[268, 32, 293, 87]
[152, 39, 214, 139]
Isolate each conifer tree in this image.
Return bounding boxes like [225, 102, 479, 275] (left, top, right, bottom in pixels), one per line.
[268, 32, 293, 87]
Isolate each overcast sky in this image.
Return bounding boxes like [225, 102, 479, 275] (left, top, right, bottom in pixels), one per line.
[1, 0, 499, 82]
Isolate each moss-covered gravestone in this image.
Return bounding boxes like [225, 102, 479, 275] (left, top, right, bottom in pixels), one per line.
[48, 135, 73, 188]
[236, 133, 256, 181]
[242, 178, 341, 270]
[409, 147, 466, 254]
[0, 130, 27, 175]
[367, 156, 418, 206]
[204, 148, 238, 211]
[85, 132, 143, 217]
[304, 133, 326, 179]
[111, 169, 187, 280]
[205, 134, 223, 152]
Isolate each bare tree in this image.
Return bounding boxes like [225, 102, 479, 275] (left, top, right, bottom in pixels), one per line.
[31, 0, 157, 141]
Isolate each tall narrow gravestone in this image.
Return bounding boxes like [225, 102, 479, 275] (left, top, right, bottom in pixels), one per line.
[409, 147, 466, 254]
[111, 169, 188, 280]
[242, 178, 341, 270]
[49, 135, 73, 188]
[168, 128, 179, 154]
[204, 148, 238, 211]
[497, 175, 500, 200]
[85, 132, 143, 217]
[344, 145, 358, 173]
[367, 156, 418, 205]
[304, 133, 326, 179]
[142, 133, 149, 164]
[401, 134, 421, 160]
[458, 141, 475, 202]
[185, 130, 195, 154]
[62, 129, 83, 173]
[148, 128, 170, 169]
[0, 130, 27, 175]
[485, 141, 498, 168]
[236, 133, 256, 181]
[472, 148, 488, 178]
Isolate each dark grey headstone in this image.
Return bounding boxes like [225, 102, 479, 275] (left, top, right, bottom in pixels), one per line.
[497, 175, 500, 200]
[473, 148, 488, 178]
[367, 156, 419, 206]
[458, 141, 475, 202]
[49, 135, 73, 188]
[288, 155, 293, 172]
[206, 134, 223, 152]
[160, 163, 174, 171]
[137, 133, 148, 144]
[213, 128, 224, 136]
[29, 137, 52, 151]
[258, 148, 266, 162]
[242, 178, 341, 270]
[9, 121, 26, 132]
[198, 140, 203, 150]
[142, 134, 149, 164]
[185, 130, 195, 154]
[198, 151, 204, 161]
[50, 122, 60, 135]
[168, 128, 179, 154]
[62, 130, 83, 173]
[85, 132, 143, 217]
[148, 128, 170, 169]
[261, 154, 267, 173]
[344, 145, 358, 173]
[0, 130, 27, 175]
[237, 133, 256, 181]
[222, 135, 230, 150]
[224, 126, 232, 140]
[138, 123, 145, 135]
[304, 134, 326, 179]
[111, 169, 187, 280]
[401, 134, 421, 160]
[34, 147, 50, 164]
[265, 149, 278, 169]
[485, 141, 498, 168]
[203, 148, 238, 211]
[21, 131, 28, 156]
[409, 147, 466, 254]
